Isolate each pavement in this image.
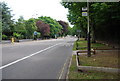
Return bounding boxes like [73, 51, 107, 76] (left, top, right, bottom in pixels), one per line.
[0, 40, 11, 44]
[1, 37, 77, 80]
[0, 39, 34, 44]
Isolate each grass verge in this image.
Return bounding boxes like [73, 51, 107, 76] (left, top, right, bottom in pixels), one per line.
[79, 51, 119, 68]
[69, 39, 119, 79]
[73, 40, 113, 50]
[68, 55, 120, 79]
[73, 40, 119, 68]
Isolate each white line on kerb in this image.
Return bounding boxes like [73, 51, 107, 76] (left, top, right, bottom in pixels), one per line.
[0, 43, 61, 70]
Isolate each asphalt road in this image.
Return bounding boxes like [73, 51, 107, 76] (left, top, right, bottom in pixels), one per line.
[1, 37, 77, 80]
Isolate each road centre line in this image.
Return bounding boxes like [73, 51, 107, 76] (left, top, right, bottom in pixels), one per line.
[0, 43, 62, 70]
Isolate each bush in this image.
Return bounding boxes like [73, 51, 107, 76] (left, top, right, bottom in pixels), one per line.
[2, 34, 8, 40]
[13, 32, 22, 39]
[37, 32, 41, 38]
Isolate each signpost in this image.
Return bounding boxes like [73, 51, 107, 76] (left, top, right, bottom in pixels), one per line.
[87, 0, 91, 57]
[34, 31, 37, 40]
[82, 0, 91, 57]
[34, 31, 37, 36]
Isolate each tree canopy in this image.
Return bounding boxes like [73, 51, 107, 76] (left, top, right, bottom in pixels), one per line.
[58, 20, 69, 36]
[1, 2, 71, 40]
[37, 16, 63, 38]
[1, 2, 14, 36]
[61, 2, 120, 44]
[36, 20, 50, 37]
[24, 18, 37, 39]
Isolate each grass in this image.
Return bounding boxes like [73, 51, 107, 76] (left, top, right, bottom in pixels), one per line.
[73, 40, 113, 50]
[68, 55, 120, 79]
[73, 40, 87, 50]
[69, 39, 120, 79]
[73, 40, 119, 68]
[79, 51, 119, 68]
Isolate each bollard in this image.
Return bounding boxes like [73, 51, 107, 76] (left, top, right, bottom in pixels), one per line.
[11, 37, 14, 43]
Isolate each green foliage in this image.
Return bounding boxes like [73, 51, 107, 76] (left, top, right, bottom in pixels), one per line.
[37, 32, 41, 38]
[1, 2, 14, 36]
[0, 21, 2, 41]
[0, 2, 38, 39]
[67, 26, 72, 35]
[36, 20, 50, 37]
[61, 2, 87, 38]
[2, 34, 7, 40]
[25, 18, 37, 39]
[14, 16, 26, 39]
[90, 3, 120, 42]
[61, 2, 120, 43]
[37, 16, 62, 38]
[0, 2, 74, 40]
[13, 32, 22, 39]
[14, 17, 38, 39]
[15, 16, 26, 32]
[0, 5, 1, 41]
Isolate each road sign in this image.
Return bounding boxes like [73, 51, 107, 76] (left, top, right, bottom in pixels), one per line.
[82, 7, 87, 16]
[34, 31, 37, 35]
[82, 12, 87, 16]
[82, 7, 87, 11]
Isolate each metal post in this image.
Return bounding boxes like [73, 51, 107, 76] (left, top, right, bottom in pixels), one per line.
[87, 0, 91, 57]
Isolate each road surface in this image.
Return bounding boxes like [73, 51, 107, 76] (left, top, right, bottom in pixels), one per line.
[1, 37, 76, 80]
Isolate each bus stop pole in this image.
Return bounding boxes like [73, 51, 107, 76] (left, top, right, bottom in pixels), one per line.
[87, 0, 91, 57]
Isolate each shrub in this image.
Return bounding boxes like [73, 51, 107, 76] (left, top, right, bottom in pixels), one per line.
[37, 32, 41, 38]
[13, 32, 22, 39]
[2, 34, 8, 40]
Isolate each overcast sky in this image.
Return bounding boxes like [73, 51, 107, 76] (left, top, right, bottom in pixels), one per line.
[1, 0, 73, 27]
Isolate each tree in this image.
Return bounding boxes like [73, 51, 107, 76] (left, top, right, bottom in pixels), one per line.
[61, 2, 120, 44]
[1, 2, 14, 36]
[14, 16, 26, 39]
[58, 20, 69, 36]
[61, 2, 88, 38]
[0, 21, 2, 41]
[90, 2, 120, 43]
[0, 5, 1, 41]
[37, 16, 62, 38]
[24, 18, 37, 39]
[67, 26, 73, 35]
[36, 20, 50, 38]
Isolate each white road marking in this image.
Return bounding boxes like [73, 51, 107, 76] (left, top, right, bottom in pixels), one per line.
[58, 57, 69, 80]
[0, 43, 61, 70]
[66, 55, 73, 79]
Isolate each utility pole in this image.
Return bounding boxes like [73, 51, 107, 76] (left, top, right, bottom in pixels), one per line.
[87, 0, 91, 57]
